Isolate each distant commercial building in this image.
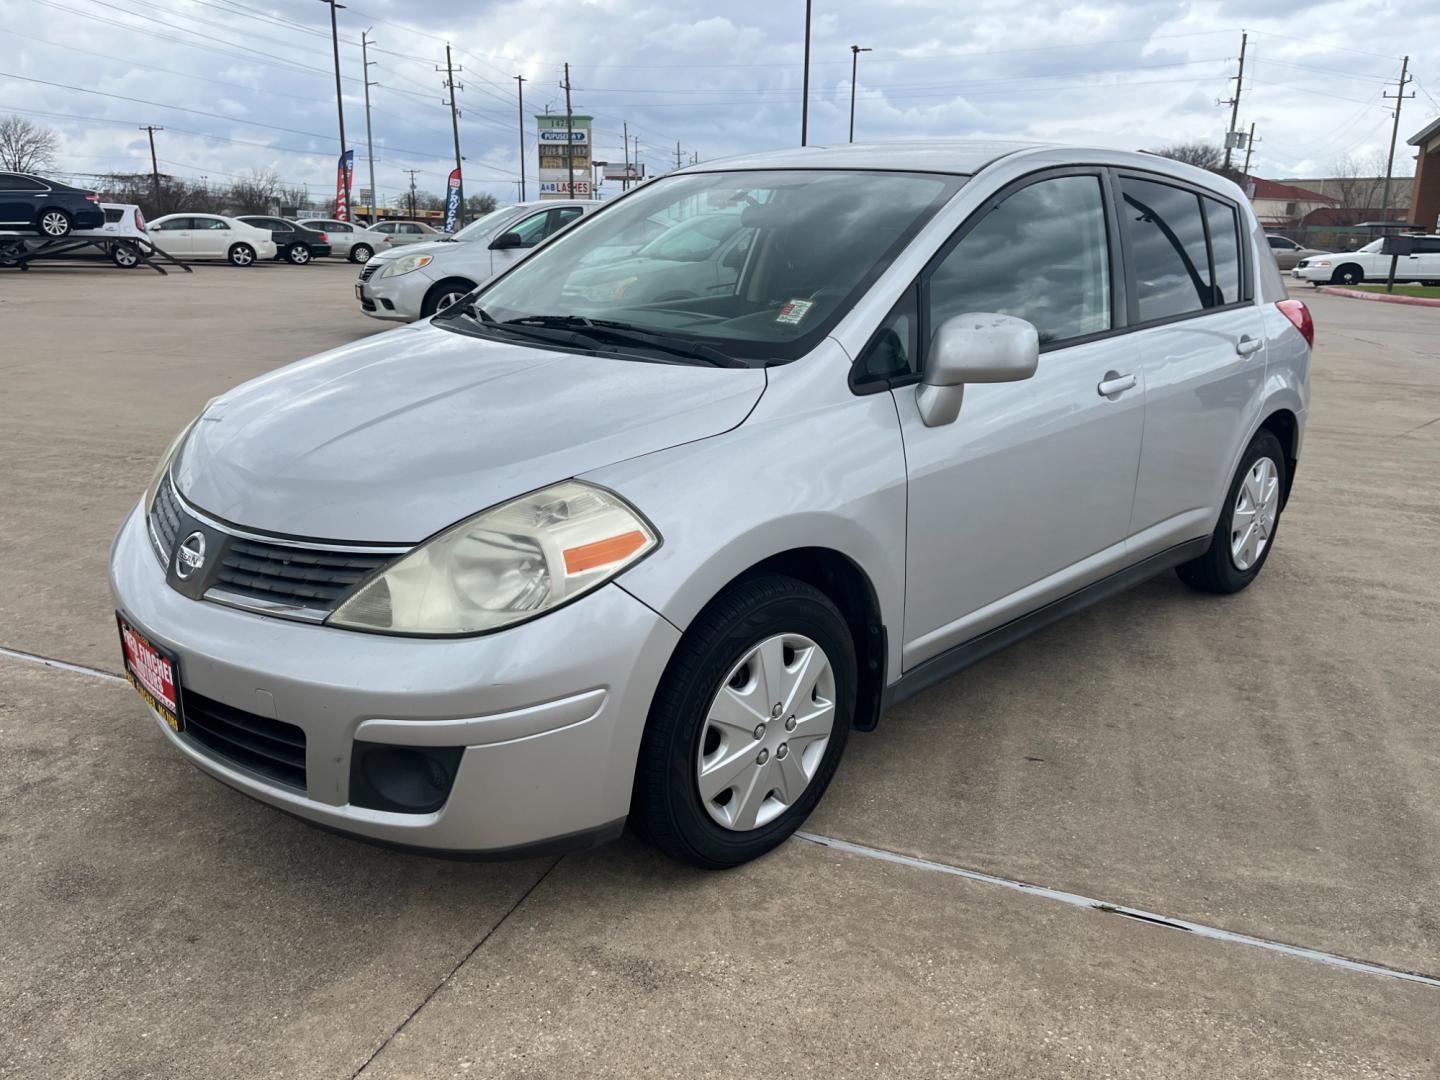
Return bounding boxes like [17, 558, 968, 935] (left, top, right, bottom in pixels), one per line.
[1245, 179, 1336, 229]
[1408, 116, 1440, 231]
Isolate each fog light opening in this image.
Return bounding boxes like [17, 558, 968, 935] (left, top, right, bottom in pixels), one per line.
[349, 742, 463, 814]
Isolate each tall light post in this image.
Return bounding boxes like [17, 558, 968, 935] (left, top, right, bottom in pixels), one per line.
[317, 0, 349, 215]
[848, 45, 871, 143]
[800, 0, 812, 146]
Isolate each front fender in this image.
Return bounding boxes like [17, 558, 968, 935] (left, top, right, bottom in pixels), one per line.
[585, 389, 908, 684]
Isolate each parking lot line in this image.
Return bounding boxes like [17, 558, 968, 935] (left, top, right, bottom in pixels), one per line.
[794, 832, 1440, 989]
[0, 643, 125, 684]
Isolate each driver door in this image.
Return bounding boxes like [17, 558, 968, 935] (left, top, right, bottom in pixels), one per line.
[150, 217, 195, 256]
[883, 170, 1145, 671]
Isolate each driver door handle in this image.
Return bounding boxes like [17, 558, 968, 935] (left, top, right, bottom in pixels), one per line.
[1097, 372, 1137, 397]
[1236, 335, 1263, 357]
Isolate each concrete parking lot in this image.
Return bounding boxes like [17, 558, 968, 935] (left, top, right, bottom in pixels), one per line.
[1, 259, 1437, 1077]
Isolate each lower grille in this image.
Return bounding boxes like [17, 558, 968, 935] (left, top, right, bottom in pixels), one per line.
[215, 538, 393, 612]
[183, 690, 306, 790]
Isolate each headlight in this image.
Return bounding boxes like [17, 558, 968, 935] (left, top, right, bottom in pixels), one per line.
[381, 253, 434, 278]
[328, 481, 659, 635]
[143, 412, 204, 513]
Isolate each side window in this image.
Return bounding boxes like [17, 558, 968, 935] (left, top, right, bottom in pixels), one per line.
[156, 218, 193, 231]
[1119, 177, 1213, 322]
[854, 288, 920, 387]
[1415, 238, 1440, 253]
[1204, 198, 1241, 306]
[545, 206, 584, 237]
[400, 223, 422, 234]
[327, 222, 352, 233]
[0, 174, 46, 191]
[374, 223, 393, 233]
[1268, 236, 1295, 250]
[198, 218, 229, 230]
[927, 174, 1112, 347]
[510, 211, 552, 247]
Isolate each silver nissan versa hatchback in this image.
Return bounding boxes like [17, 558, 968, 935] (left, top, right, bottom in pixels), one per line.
[111, 142, 1312, 868]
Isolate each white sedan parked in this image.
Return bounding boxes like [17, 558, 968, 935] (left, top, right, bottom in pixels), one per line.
[1291, 236, 1440, 286]
[293, 218, 393, 264]
[146, 214, 278, 266]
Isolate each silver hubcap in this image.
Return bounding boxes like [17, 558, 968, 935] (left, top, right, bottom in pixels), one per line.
[697, 633, 835, 832]
[1231, 457, 1280, 571]
[234, 247, 252, 265]
[354, 247, 371, 262]
[293, 247, 310, 263]
[115, 247, 137, 265]
[437, 291, 466, 311]
[41, 212, 67, 235]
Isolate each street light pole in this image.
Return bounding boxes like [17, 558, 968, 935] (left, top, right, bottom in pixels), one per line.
[361, 29, 377, 224]
[849, 45, 871, 143]
[515, 74, 527, 202]
[317, 0, 349, 216]
[800, 0, 812, 146]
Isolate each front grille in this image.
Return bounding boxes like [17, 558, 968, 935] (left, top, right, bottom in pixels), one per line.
[215, 538, 393, 612]
[358, 263, 378, 281]
[149, 479, 183, 558]
[183, 689, 306, 790]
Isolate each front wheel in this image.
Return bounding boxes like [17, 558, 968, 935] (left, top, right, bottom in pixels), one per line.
[1176, 429, 1287, 594]
[349, 244, 373, 264]
[111, 241, 141, 268]
[1330, 263, 1364, 286]
[38, 209, 73, 237]
[632, 575, 855, 869]
[228, 243, 256, 267]
[286, 244, 312, 265]
[421, 279, 476, 317]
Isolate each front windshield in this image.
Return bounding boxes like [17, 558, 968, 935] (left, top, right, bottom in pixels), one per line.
[446, 169, 962, 364]
[448, 206, 516, 242]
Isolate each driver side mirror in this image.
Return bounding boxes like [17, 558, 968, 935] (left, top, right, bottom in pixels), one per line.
[490, 231, 523, 250]
[916, 313, 1039, 427]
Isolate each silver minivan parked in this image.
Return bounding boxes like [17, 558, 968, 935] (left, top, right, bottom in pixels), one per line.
[111, 142, 1311, 868]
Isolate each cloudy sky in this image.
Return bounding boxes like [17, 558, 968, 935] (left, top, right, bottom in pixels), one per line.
[2, 0, 1437, 207]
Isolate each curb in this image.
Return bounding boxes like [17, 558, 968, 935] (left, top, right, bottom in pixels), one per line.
[1316, 286, 1440, 308]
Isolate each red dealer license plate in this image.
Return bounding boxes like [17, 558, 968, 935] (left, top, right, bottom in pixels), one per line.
[117, 613, 184, 732]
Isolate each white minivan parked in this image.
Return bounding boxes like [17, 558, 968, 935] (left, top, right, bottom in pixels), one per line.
[356, 200, 600, 320]
[113, 143, 1311, 868]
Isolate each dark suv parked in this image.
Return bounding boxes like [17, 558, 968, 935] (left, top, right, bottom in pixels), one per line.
[0, 172, 105, 237]
[236, 215, 332, 264]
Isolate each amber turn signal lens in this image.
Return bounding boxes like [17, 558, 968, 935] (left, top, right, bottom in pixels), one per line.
[563, 530, 648, 574]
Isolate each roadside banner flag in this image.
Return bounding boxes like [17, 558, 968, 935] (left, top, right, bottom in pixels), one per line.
[335, 150, 354, 222]
[443, 168, 462, 233]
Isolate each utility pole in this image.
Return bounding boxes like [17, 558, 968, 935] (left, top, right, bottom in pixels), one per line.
[622, 121, 630, 192]
[562, 62, 576, 201]
[514, 74, 527, 202]
[1382, 55, 1414, 226]
[405, 169, 419, 218]
[139, 125, 163, 209]
[800, 0, 812, 146]
[1221, 30, 1247, 171]
[317, 0, 349, 216]
[848, 45, 871, 143]
[361, 30, 377, 225]
[439, 44, 465, 226]
[1241, 121, 1257, 178]
[633, 133, 640, 186]
[675, 141, 682, 169]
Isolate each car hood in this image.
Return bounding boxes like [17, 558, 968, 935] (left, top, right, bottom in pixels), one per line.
[368, 237, 463, 263]
[173, 324, 766, 542]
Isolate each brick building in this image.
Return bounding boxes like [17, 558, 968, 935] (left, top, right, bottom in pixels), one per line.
[1409, 116, 1440, 232]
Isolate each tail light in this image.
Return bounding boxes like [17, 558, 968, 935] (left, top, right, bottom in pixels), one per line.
[1276, 299, 1313, 348]
[133, 208, 146, 230]
[316, 232, 328, 243]
[85, 192, 100, 202]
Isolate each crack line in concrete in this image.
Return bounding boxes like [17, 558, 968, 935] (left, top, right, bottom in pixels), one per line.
[349, 856, 564, 1078]
[794, 832, 1440, 989]
[0, 644, 126, 683]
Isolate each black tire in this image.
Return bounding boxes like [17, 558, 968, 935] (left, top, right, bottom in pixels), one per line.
[632, 574, 856, 869]
[38, 208, 73, 237]
[228, 243, 256, 267]
[421, 278, 476, 317]
[287, 243, 312, 265]
[110, 241, 142, 268]
[349, 244, 373, 264]
[1176, 429, 1287, 595]
[1331, 263, 1364, 286]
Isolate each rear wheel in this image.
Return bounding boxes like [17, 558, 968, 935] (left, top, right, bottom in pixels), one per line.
[111, 241, 141, 268]
[1331, 263, 1364, 286]
[1176, 429, 1287, 594]
[632, 575, 855, 869]
[287, 244, 312, 265]
[350, 243, 373, 264]
[228, 243, 256, 267]
[38, 209, 73, 237]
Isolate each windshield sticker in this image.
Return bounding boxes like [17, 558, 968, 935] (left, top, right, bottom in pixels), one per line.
[775, 299, 814, 325]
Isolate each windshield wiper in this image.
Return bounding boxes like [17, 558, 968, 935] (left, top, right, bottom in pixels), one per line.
[503, 315, 747, 368]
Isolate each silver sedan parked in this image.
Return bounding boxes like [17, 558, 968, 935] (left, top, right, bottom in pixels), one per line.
[112, 142, 1311, 868]
[292, 218, 393, 264]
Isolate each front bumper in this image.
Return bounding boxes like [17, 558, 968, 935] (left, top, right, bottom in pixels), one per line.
[357, 263, 432, 321]
[109, 502, 680, 854]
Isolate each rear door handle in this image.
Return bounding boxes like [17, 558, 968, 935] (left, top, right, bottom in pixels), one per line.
[1236, 335, 1263, 357]
[1097, 372, 1137, 397]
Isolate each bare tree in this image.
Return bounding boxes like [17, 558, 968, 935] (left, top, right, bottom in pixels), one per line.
[0, 114, 60, 173]
[224, 168, 282, 215]
[1149, 142, 1244, 182]
[466, 192, 498, 215]
[1327, 152, 1389, 210]
[278, 181, 312, 212]
[94, 172, 226, 219]
[410, 190, 444, 211]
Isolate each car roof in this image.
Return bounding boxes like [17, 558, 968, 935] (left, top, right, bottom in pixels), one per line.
[686, 140, 1049, 175]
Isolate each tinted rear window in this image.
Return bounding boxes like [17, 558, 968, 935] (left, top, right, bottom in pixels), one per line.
[1204, 197, 1241, 306]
